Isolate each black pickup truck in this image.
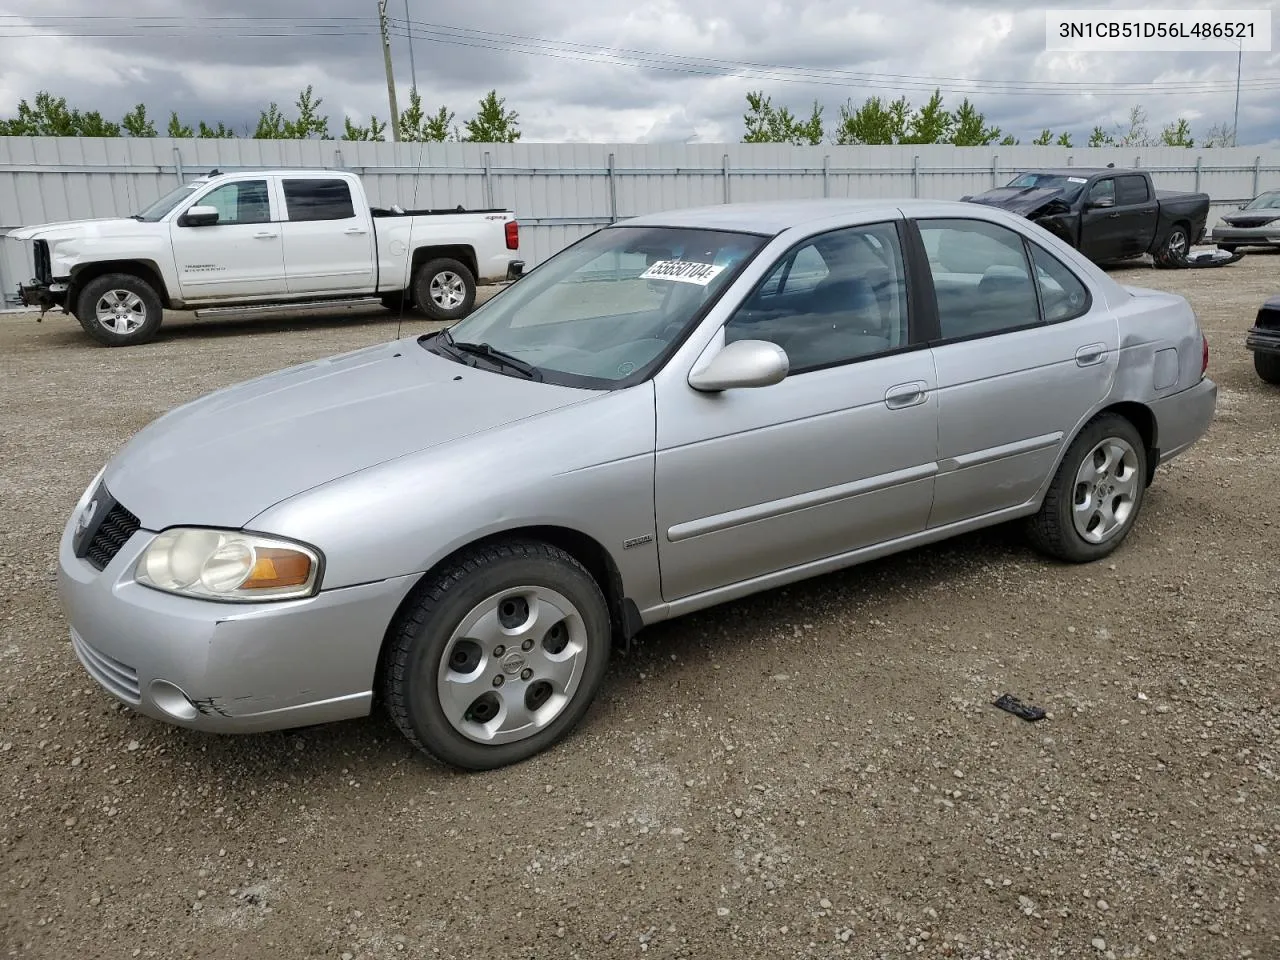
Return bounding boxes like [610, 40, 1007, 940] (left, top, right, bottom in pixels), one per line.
[962, 168, 1211, 265]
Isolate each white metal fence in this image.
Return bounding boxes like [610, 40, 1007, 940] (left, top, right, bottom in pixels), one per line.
[4, 136, 1280, 308]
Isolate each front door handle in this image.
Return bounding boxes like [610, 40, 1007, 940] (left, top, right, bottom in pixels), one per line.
[1075, 343, 1107, 366]
[254, 231, 279, 239]
[884, 381, 928, 409]
[1107, 213, 1120, 219]
[344, 227, 369, 235]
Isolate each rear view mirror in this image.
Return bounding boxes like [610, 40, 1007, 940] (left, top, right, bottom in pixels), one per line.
[181, 205, 220, 227]
[689, 339, 789, 392]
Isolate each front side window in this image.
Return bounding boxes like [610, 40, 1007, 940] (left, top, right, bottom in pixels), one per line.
[197, 180, 271, 224]
[1087, 178, 1116, 206]
[724, 222, 909, 372]
[282, 179, 356, 221]
[918, 218, 1040, 340]
[429, 225, 766, 387]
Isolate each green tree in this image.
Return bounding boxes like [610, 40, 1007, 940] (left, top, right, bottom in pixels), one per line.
[121, 103, 156, 137]
[253, 86, 329, 139]
[423, 105, 455, 142]
[398, 87, 456, 141]
[1056, 131, 1073, 147]
[462, 89, 520, 142]
[833, 95, 910, 144]
[741, 90, 823, 144]
[903, 89, 952, 144]
[1031, 129, 1054, 145]
[999, 133, 1019, 145]
[167, 111, 194, 137]
[949, 97, 1003, 146]
[1088, 125, 1114, 147]
[1201, 122, 1234, 148]
[0, 90, 119, 136]
[343, 115, 388, 141]
[1160, 117, 1193, 147]
[198, 121, 237, 138]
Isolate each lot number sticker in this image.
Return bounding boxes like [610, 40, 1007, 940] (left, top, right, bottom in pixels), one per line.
[641, 260, 726, 285]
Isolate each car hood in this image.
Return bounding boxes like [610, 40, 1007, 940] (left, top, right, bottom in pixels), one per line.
[965, 186, 1068, 218]
[101, 338, 595, 530]
[8, 217, 154, 242]
[1221, 210, 1280, 224]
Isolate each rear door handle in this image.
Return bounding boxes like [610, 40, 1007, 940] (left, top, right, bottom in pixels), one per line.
[344, 227, 368, 235]
[254, 231, 279, 239]
[884, 381, 928, 409]
[1075, 343, 1107, 366]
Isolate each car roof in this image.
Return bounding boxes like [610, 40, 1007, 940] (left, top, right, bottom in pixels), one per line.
[1013, 167, 1126, 176]
[619, 198, 1003, 236]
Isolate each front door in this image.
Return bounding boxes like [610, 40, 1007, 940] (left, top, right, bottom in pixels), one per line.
[914, 216, 1118, 528]
[654, 219, 940, 602]
[169, 178, 286, 301]
[279, 177, 376, 294]
[1078, 177, 1126, 260]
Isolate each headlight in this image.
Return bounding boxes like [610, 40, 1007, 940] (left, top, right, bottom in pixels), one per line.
[135, 528, 321, 602]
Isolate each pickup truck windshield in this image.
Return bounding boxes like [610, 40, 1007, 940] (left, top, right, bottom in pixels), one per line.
[1005, 173, 1088, 202]
[134, 183, 201, 221]
[429, 225, 767, 388]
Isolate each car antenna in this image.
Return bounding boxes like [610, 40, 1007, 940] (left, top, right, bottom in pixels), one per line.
[394, 138, 428, 343]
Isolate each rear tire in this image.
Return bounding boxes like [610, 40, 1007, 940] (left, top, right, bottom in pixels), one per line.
[74, 273, 164, 346]
[381, 540, 612, 771]
[1255, 351, 1280, 385]
[412, 257, 476, 322]
[1024, 413, 1149, 563]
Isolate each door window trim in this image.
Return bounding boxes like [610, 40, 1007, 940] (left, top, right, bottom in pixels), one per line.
[904, 217, 1094, 346]
[717, 217, 930, 378]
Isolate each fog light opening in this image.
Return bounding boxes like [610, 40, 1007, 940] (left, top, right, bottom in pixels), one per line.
[149, 679, 198, 721]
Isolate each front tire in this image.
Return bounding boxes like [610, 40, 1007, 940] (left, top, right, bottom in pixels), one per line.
[1024, 413, 1148, 563]
[381, 540, 612, 770]
[74, 273, 164, 346]
[412, 257, 476, 322]
[1255, 351, 1280, 385]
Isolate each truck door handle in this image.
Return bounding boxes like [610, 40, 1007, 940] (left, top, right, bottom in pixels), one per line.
[884, 381, 928, 409]
[344, 227, 368, 235]
[1107, 213, 1120, 219]
[1075, 343, 1107, 366]
[253, 231, 279, 239]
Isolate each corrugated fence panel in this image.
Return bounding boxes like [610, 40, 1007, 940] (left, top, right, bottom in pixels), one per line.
[7, 136, 1280, 307]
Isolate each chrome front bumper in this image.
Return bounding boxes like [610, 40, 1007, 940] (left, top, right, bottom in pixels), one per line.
[57, 512, 420, 734]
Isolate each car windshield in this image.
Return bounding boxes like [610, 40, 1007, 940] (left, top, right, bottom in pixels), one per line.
[1005, 173, 1088, 202]
[133, 183, 201, 221]
[426, 225, 767, 388]
[1243, 191, 1280, 210]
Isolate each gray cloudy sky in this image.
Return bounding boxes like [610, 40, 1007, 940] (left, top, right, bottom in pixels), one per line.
[0, 0, 1277, 145]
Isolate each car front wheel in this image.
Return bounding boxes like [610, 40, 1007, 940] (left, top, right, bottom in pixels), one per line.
[1024, 413, 1149, 563]
[381, 540, 612, 770]
[1255, 351, 1280, 385]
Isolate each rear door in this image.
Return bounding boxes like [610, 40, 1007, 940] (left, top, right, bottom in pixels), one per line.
[914, 216, 1118, 527]
[1114, 174, 1158, 256]
[169, 177, 286, 300]
[279, 177, 376, 294]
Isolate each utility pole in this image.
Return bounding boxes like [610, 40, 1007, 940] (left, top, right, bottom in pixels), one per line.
[1232, 42, 1242, 147]
[404, 0, 418, 92]
[377, 0, 401, 141]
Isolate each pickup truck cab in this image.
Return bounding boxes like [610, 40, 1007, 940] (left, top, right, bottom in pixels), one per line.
[12, 168, 524, 346]
[962, 168, 1210, 266]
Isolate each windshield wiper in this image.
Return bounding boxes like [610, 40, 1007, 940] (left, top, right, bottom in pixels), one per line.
[438, 329, 542, 381]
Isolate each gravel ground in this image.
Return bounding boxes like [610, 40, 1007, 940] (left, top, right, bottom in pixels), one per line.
[1, 259, 1277, 960]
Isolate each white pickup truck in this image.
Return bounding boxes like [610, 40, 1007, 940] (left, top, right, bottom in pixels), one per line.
[11, 167, 525, 346]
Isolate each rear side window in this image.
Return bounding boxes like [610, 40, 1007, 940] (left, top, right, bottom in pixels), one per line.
[1028, 242, 1091, 322]
[1116, 175, 1150, 205]
[282, 179, 356, 221]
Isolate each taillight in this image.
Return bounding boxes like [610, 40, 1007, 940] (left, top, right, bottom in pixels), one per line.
[505, 219, 519, 250]
[1201, 333, 1209, 378]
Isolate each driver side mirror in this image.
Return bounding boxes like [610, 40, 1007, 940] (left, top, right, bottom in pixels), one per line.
[1086, 196, 1114, 209]
[180, 205, 220, 227]
[688, 339, 789, 392]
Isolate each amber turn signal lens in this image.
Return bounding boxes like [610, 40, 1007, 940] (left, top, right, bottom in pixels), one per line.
[243, 548, 313, 590]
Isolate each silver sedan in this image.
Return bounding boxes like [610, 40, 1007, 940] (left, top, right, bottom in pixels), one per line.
[58, 198, 1217, 769]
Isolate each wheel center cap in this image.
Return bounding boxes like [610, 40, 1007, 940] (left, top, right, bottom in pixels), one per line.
[501, 651, 527, 675]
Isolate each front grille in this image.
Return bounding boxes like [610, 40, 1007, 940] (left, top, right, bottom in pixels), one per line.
[1229, 217, 1278, 229]
[85, 502, 142, 571]
[32, 239, 51, 283]
[71, 630, 141, 703]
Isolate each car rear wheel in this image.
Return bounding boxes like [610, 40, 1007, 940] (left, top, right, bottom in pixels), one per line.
[1255, 351, 1280, 385]
[1024, 413, 1148, 563]
[413, 257, 476, 322]
[74, 273, 164, 346]
[381, 540, 612, 770]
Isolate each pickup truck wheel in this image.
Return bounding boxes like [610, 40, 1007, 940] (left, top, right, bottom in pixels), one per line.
[413, 258, 476, 321]
[1255, 351, 1280, 385]
[380, 540, 611, 770]
[75, 273, 163, 346]
[1024, 413, 1148, 563]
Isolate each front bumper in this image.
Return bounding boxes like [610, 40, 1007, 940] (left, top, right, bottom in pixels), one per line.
[1209, 224, 1280, 246]
[57, 508, 421, 734]
[17, 279, 68, 311]
[1246, 326, 1280, 357]
[1149, 376, 1217, 466]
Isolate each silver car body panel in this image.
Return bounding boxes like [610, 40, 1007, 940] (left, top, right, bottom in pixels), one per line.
[57, 198, 1218, 733]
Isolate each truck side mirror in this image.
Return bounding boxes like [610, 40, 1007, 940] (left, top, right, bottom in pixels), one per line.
[180, 205, 220, 227]
[1086, 196, 1114, 209]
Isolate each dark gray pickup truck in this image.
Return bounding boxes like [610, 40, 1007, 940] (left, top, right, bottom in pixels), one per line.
[962, 168, 1211, 265]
